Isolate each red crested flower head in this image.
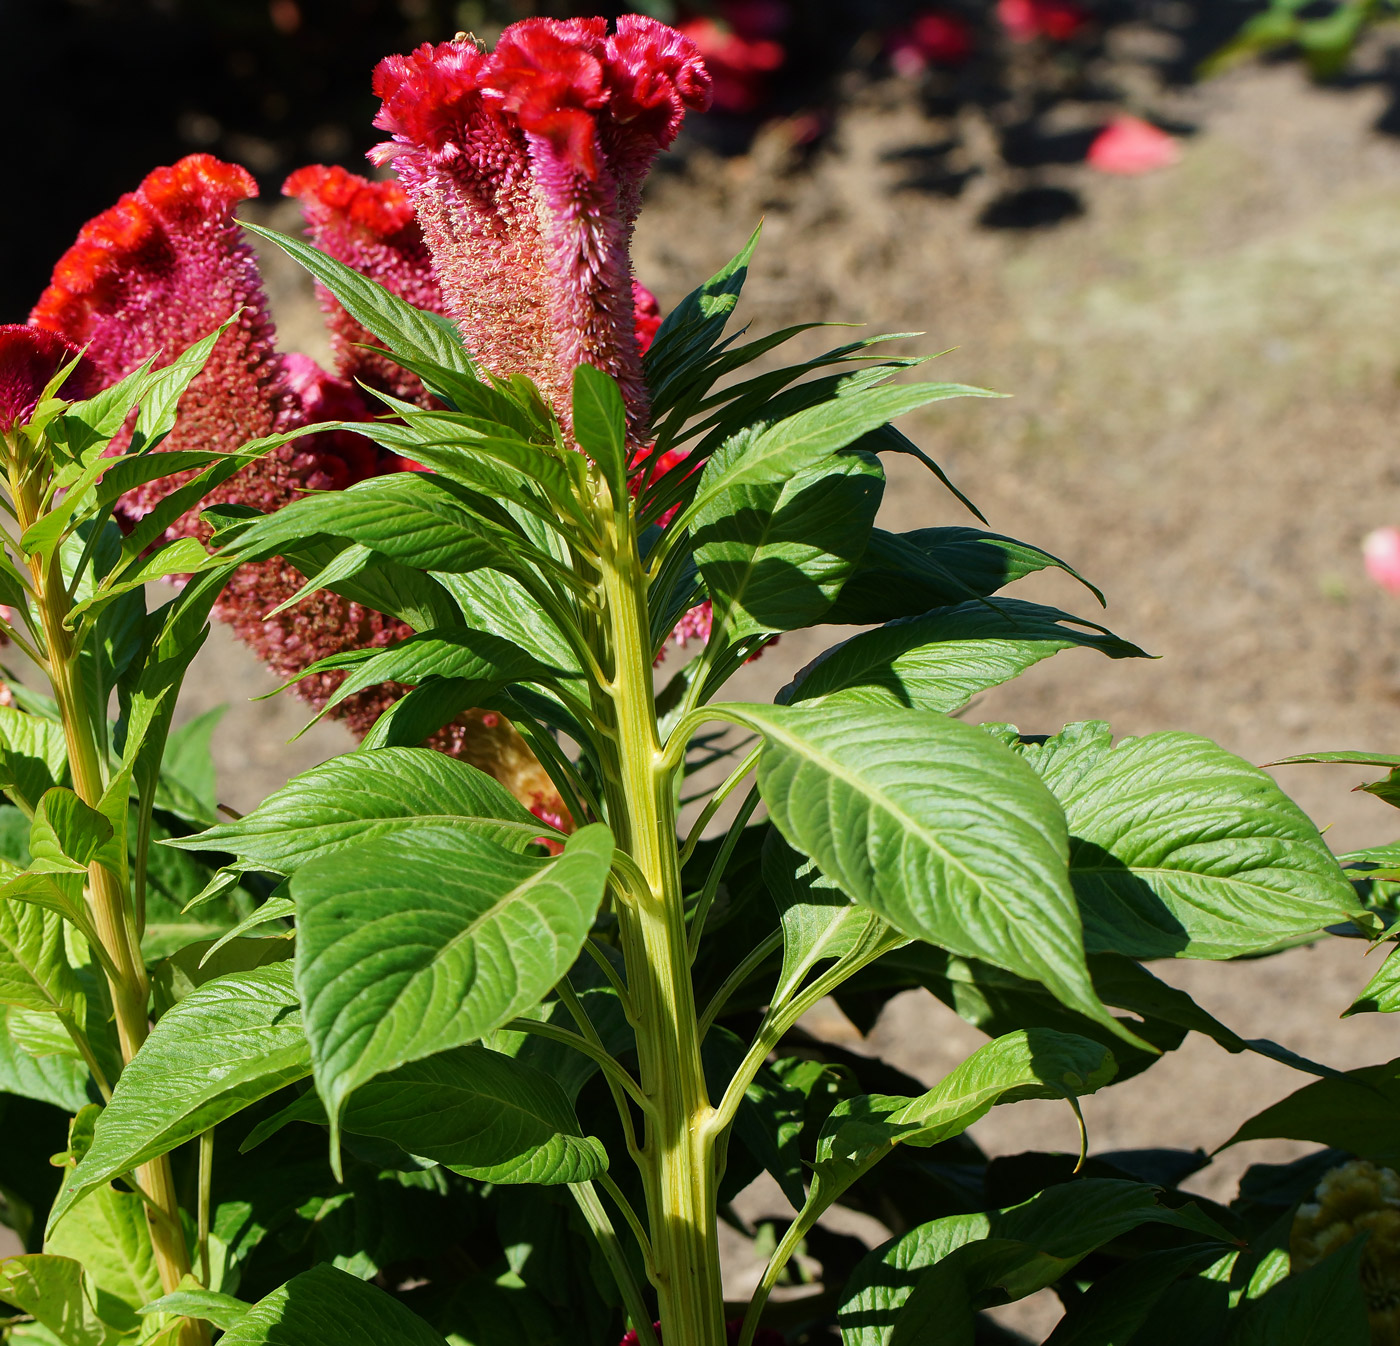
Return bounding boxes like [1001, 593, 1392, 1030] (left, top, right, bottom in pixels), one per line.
[371, 18, 710, 446]
[283, 165, 445, 405]
[889, 11, 975, 74]
[0, 326, 91, 433]
[632, 280, 662, 354]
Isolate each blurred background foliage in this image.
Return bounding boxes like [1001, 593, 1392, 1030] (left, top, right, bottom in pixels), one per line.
[3, 0, 1398, 318]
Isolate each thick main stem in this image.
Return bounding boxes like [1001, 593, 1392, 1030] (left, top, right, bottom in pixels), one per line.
[596, 496, 726, 1346]
[11, 463, 207, 1346]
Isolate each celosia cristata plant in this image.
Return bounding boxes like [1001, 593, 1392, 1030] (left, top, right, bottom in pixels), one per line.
[0, 14, 1389, 1346]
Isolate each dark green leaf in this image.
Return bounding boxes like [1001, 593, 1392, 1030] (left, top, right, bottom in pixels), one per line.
[1225, 1235, 1369, 1345]
[140, 1288, 250, 1331]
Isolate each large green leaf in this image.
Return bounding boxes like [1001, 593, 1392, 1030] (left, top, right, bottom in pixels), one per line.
[686, 381, 995, 521]
[1007, 721, 1369, 959]
[246, 1044, 606, 1185]
[693, 451, 884, 642]
[167, 747, 551, 874]
[731, 703, 1132, 1040]
[1220, 1059, 1400, 1165]
[0, 1255, 111, 1346]
[0, 707, 67, 815]
[782, 599, 1146, 712]
[49, 964, 309, 1233]
[45, 1184, 161, 1335]
[218, 1263, 451, 1346]
[293, 823, 613, 1139]
[0, 1008, 90, 1110]
[825, 525, 1103, 625]
[0, 901, 82, 1021]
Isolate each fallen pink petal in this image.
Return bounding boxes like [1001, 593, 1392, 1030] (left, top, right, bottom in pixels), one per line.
[1364, 527, 1400, 595]
[1087, 115, 1181, 175]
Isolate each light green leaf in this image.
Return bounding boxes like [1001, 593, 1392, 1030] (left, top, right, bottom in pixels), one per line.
[571, 364, 628, 501]
[0, 1255, 112, 1346]
[225, 474, 516, 577]
[0, 1007, 91, 1110]
[46, 1184, 162, 1334]
[293, 823, 614, 1143]
[167, 747, 551, 874]
[1347, 944, 1400, 1014]
[159, 705, 226, 824]
[1012, 721, 1371, 958]
[246, 1043, 607, 1185]
[139, 1287, 249, 1331]
[694, 451, 884, 642]
[1225, 1236, 1369, 1345]
[783, 599, 1147, 712]
[199, 898, 295, 966]
[30, 789, 112, 876]
[731, 702, 1133, 1041]
[49, 964, 309, 1234]
[0, 900, 83, 1020]
[68, 537, 217, 624]
[217, 1263, 450, 1346]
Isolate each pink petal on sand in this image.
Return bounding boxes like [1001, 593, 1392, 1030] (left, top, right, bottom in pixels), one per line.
[1087, 116, 1180, 175]
[1365, 528, 1400, 595]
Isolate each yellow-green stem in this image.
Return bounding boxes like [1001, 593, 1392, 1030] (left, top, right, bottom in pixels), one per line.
[10, 458, 208, 1346]
[596, 489, 726, 1346]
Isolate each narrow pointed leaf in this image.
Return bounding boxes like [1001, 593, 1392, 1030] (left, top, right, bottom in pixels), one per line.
[571, 364, 628, 500]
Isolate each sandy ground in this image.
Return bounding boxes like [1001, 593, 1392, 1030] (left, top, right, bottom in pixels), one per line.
[177, 51, 1400, 1340]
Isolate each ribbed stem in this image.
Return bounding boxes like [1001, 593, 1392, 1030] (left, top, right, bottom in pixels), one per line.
[10, 457, 208, 1346]
[595, 490, 725, 1346]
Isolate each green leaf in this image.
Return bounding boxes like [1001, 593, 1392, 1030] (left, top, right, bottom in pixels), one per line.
[1225, 1236, 1369, 1345]
[782, 599, 1147, 712]
[0, 900, 82, 1020]
[826, 525, 1103, 624]
[29, 789, 112, 876]
[159, 705, 226, 824]
[246, 1043, 607, 1185]
[225, 474, 516, 577]
[1347, 944, 1400, 1014]
[46, 1183, 161, 1334]
[731, 702, 1135, 1043]
[1220, 1059, 1400, 1166]
[151, 936, 294, 1017]
[49, 964, 309, 1234]
[571, 364, 628, 500]
[242, 223, 478, 383]
[140, 1287, 249, 1331]
[1011, 721, 1371, 958]
[0, 707, 68, 815]
[68, 537, 217, 624]
[694, 451, 884, 642]
[687, 380, 997, 522]
[293, 823, 613, 1145]
[0, 1255, 111, 1346]
[311, 629, 563, 722]
[167, 747, 551, 874]
[217, 1263, 451, 1346]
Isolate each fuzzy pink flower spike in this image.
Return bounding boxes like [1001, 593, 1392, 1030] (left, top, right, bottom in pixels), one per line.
[371, 17, 710, 445]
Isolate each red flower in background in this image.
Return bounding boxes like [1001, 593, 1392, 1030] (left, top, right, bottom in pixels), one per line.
[998, 0, 1090, 42]
[888, 10, 975, 75]
[1086, 115, 1180, 174]
[620, 1321, 783, 1346]
[676, 12, 786, 115]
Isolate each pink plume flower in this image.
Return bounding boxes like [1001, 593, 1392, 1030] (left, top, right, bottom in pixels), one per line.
[283, 165, 445, 406]
[0, 325, 91, 433]
[370, 18, 711, 446]
[1365, 528, 1400, 596]
[998, 0, 1089, 42]
[1086, 116, 1180, 175]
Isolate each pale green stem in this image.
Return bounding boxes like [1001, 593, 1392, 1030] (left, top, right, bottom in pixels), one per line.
[686, 788, 761, 961]
[198, 1129, 214, 1287]
[678, 749, 762, 869]
[502, 1016, 653, 1116]
[697, 931, 783, 1042]
[570, 1181, 659, 1346]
